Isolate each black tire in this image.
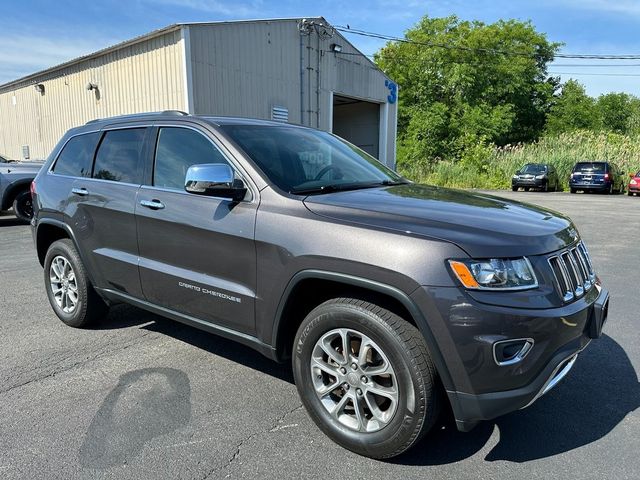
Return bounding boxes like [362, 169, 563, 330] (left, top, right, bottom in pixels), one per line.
[543, 182, 549, 192]
[12, 190, 34, 222]
[608, 184, 614, 195]
[524, 187, 530, 192]
[629, 191, 633, 196]
[570, 188, 577, 194]
[43, 239, 108, 327]
[292, 298, 441, 459]
[511, 186, 518, 192]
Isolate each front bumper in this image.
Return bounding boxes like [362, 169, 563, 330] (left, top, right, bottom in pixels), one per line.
[512, 178, 546, 188]
[411, 284, 609, 431]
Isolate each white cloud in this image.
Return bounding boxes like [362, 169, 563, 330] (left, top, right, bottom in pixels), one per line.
[0, 34, 117, 85]
[555, 0, 640, 16]
[142, 0, 264, 16]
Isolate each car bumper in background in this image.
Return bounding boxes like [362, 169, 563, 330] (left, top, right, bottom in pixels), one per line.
[570, 181, 611, 191]
[512, 179, 546, 188]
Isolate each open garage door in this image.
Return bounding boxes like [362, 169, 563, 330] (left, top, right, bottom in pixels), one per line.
[332, 95, 380, 159]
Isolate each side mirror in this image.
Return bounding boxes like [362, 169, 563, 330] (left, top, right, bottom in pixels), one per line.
[185, 163, 247, 201]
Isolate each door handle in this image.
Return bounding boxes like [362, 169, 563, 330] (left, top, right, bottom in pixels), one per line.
[71, 187, 89, 196]
[140, 199, 165, 210]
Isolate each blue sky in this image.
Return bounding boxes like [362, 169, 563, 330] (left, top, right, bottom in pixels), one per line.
[2, 0, 640, 96]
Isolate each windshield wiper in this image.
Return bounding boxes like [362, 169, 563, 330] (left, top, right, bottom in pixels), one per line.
[293, 179, 409, 195]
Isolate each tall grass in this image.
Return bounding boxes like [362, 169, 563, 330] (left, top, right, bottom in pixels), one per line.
[400, 130, 640, 189]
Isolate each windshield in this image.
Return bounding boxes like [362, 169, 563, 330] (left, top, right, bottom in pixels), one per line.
[519, 164, 546, 174]
[220, 124, 404, 194]
[574, 162, 606, 173]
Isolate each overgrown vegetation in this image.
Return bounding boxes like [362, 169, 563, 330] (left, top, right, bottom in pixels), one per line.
[374, 15, 640, 188]
[403, 131, 640, 189]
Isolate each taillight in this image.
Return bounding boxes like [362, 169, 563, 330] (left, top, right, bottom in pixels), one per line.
[30, 180, 36, 196]
[604, 173, 610, 180]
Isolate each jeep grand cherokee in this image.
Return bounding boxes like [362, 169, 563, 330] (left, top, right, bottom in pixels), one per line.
[31, 111, 610, 459]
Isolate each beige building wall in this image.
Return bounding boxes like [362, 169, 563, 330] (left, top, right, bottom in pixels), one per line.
[188, 20, 397, 167]
[0, 28, 186, 160]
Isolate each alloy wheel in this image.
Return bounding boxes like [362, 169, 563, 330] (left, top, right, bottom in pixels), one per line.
[310, 328, 399, 433]
[49, 255, 79, 313]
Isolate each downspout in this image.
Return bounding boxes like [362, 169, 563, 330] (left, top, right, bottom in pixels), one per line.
[299, 29, 305, 125]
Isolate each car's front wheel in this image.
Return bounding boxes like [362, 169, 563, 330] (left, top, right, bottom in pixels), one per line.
[44, 239, 108, 327]
[292, 298, 441, 459]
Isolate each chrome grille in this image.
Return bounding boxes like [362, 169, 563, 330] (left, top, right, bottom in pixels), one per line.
[548, 242, 596, 303]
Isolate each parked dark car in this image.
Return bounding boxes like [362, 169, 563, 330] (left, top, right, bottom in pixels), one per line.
[512, 163, 560, 192]
[628, 171, 640, 196]
[569, 161, 625, 194]
[31, 112, 609, 459]
[0, 155, 43, 221]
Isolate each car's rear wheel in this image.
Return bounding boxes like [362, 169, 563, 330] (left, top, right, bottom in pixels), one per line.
[511, 186, 518, 192]
[292, 298, 441, 459]
[12, 190, 33, 222]
[570, 188, 577, 194]
[44, 239, 108, 327]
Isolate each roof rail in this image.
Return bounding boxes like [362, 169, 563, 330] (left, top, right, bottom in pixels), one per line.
[85, 110, 190, 125]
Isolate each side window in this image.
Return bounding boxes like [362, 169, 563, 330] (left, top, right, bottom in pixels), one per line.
[52, 132, 100, 177]
[93, 128, 146, 184]
[153, 127, 230, 190]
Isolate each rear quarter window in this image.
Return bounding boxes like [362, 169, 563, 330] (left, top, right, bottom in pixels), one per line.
[52, 132, 100, 177]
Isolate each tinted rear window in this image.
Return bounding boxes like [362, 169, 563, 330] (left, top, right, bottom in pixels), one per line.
[574, 162, 606, 173]
[93, 128, 146, 184]
[52, 133, 100, 177]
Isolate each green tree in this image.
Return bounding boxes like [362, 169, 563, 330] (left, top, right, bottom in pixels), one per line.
[596, 92, 633, 134]
[545, 80, 597, 135]
[374, 15, 560, 169]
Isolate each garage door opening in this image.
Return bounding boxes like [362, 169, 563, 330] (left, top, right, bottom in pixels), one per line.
[332, 95, 380, 159]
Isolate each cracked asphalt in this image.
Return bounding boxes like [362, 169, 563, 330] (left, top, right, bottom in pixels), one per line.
[0, 190, 639, 480]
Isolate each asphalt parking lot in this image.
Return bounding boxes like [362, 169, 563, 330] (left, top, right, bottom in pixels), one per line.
[0, 190, 638, 480]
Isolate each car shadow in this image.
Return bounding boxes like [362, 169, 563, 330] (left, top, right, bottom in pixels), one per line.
[393, 334, 639, 465]
[0, 215, 29, 227]
[98, 304, 293, 384]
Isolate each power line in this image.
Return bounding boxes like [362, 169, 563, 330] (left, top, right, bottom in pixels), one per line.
[551, 72, 640, 77]
[334, 25, 640, 60]
[551, 64, 640, 67]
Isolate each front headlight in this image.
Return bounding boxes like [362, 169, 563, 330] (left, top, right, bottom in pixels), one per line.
[449, 258, 538, 290]
[535, 174, 546, 179]
[512, 174, 519, 179]
[631, 179, 637, 185]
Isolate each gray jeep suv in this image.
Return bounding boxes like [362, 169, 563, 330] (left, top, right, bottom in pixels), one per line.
[31, 111, 610, 459]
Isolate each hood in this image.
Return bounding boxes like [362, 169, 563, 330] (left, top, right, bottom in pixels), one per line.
[303, 184, 578, 258]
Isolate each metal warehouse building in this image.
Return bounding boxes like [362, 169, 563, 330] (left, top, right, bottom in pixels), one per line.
[0, 18, 397, 167]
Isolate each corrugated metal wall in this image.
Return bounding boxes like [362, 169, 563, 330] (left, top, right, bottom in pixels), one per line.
[0, 29, 185, 160]
[189, 21, 302, 122]
[188, 20, 397, 166]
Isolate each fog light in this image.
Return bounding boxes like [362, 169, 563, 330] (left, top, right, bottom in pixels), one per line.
[493, 338, 534, 366]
